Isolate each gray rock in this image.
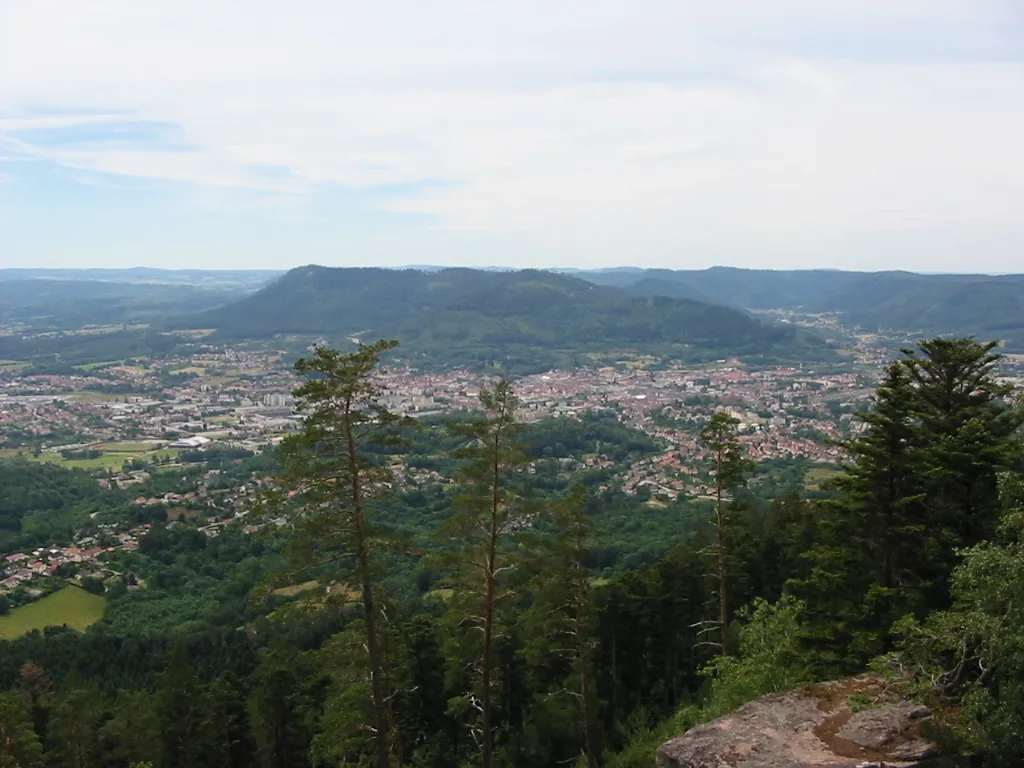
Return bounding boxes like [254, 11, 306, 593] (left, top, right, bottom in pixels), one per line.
[656, 676, 964, 768]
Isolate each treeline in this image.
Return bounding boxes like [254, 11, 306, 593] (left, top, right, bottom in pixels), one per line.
[0, 338, 1021, 767]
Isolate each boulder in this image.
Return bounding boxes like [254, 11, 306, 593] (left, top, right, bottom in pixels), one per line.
[656, 676, 968, 768]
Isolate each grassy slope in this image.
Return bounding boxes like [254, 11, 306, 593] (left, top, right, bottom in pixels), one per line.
[0, 585, 107, 639]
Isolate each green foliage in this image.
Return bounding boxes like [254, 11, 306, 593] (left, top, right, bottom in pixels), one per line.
[605, 596, 810, 768]
[794, 339, 1023, 671]
[436, 380, 531, 768]
[592, 266, 1024, 352]
[699, 596, 811, 720]
[0, 691, 43, 768]
[186, 267, 833, 372]
[895, 473, 1024, 764]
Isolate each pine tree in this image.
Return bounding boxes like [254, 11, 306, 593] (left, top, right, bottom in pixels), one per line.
[248, 644, 315, 768]
[272, 340, 407, 768]
[524, 484, 601, 768]
[699, 411, 754, 656]
[796, 339, 1024, 669]
[205, 672, 254, 768]
[153, 647, 210, 768]
[796, 363, 926, 663]
[45, 680, 109, 768]
[439, 380, 529, 768]
[0, 691, 43, 768]
[901, 338, 1023, 570]
[98, 690, 159, 768]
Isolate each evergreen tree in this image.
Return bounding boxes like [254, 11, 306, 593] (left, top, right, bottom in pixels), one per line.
[205, 672, 254, 768]
[796, 339, 1023, 669]
[897, 473, 1024, 764]
[523, 485, 601, 768]
[901, 338, 1023, 581]
[97, 690, 159, 768]
[248, 644, 316, 768]
[272, 340, 407, 768]
[0, 691, 43, 768]
[439, 380, 530, 768]
[795, 363, 925, 665]
[699, 411, 754, 656]
[153, 647, 210, 768]
[44, 680, 109, 768]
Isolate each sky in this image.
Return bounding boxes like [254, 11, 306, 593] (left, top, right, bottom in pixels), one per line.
[2, 1, 1023, 273]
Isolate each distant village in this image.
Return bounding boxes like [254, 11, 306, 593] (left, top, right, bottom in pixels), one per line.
[3, 329, 1022, 600]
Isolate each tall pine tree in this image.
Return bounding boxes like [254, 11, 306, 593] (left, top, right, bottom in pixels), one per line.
[439, 380, 530, 768]
[272, 340, 408, 768]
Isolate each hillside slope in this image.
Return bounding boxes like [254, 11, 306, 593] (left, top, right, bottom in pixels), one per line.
[576, 267, 1024, 349]
[183, 266, 833, 371]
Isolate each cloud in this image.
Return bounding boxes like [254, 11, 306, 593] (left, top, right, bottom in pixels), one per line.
[2, 0, 1023, 270]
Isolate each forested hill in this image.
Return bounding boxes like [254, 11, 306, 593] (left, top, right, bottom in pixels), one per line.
[182, 266, 833, 370]
[572, 267, 1024, 350]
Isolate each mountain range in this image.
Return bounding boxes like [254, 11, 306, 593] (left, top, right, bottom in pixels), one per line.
[569, 267, 1024, 349]
[181, 266, 831, 372]
[3, 265, 1021, 371]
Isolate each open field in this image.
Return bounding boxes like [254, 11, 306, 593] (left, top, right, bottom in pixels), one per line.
[0, 446, 178, 470]
[100, 441, 166, 452]
[0, 585, 107, 639]
[63, 390, 125, 403]
[73, 360, 125, 371]
[805, 466, 843, 490]
[272, 580, 319, 597]
[165, 328, 216, 338]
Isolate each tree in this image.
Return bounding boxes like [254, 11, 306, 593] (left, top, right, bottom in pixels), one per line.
[797, 339, 1023, 669]
[153, 647, 210, 768]
[796, 363, 925, 664]
[98, 690, 159, 768]
[524, 485, 601, 768]
[699, 411, 754, 656]
[205, 672, 254, 768]
[439, 380, 529, 768]
[272, 340, 407, 768]
[0, 691, 43, 768]
[901, 339, 1023, 578]
[45, 680, 109, 768]
[248, 644, 316, 768]
[896, 473, 1024, 764]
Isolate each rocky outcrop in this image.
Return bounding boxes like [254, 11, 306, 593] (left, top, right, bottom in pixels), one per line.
[656, 676, 969, 768]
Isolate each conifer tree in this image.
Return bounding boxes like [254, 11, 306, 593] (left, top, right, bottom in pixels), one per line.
[272, 340, 406, 768]
[440, 380, 529, 768]
[699, 411, 754, 656]
[0, 691, 43, 768]
[524, 484, 601, 768]
[797, 339, 1023, 668]
[45, 679, 109, 768]
[796, 362, 925, 663]
[205, 672, 254, 768]
[153, 647, 210, 768]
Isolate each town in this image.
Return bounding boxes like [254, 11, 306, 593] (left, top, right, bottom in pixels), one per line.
[3, 326, 1023, 603]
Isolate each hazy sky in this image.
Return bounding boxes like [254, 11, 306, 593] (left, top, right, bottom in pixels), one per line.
[2, 1, 1023, 272]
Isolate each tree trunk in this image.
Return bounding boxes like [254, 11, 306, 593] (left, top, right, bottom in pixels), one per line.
[716, 447, 729, 656]
[482, 437, 501, 768]
[347, 402, 391, 768]
[578, 573, 600, 768]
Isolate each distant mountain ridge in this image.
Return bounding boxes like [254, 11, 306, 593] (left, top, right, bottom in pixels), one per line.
[568, 267, 1024, 351]
[181, 266, 833, 372]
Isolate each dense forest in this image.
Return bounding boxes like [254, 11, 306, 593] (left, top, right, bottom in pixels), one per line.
[179, 267, 833, 372]
[1, 337, 1022, 767]
[579, 267, 1024, 351]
